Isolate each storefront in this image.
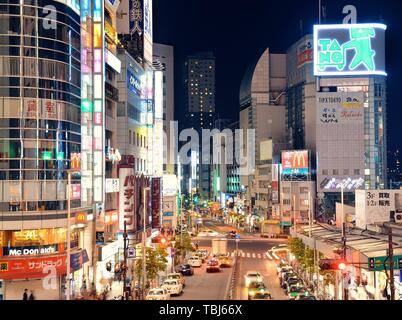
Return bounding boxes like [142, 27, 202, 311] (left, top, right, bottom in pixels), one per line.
[96, 239, 121, 292]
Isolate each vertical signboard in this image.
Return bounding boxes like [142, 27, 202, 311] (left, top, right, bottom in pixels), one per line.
[271, 164, 279, 204]
[151, 177, 161, 228]
[119, 167, 136, 232]
[143, 0, 153, 64]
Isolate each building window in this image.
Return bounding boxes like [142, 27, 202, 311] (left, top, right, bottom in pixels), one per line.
[300, 187, 308, 194]
[283, 199, 291, 205]
[343, 169, 349, 175]
[354, 169, 360, 175]
[129, 130, 131, 144]
[333, 169, 339, 175]
[322, 169, 328, 175]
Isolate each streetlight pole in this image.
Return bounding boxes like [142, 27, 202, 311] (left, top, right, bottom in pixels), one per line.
[388, 226, 395, 300]
[66, 171, 71, 300]
[122, 221, 128, 299]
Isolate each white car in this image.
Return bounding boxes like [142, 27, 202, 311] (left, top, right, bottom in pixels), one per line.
[161, 279, 183, 296]
[245, 271, 263, 287]
[145, 288, 171, 300]
[166, 273, 185, 287]
[198, 230, 219, 237]
[188, 256, 202, 267]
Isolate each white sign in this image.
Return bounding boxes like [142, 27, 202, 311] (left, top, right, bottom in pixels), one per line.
[106, 49, 121, 74]
[99, 240, 120, 261]
[320, 177, 365, 191]
[162, 174, 177, 196]
[105, 178, 119, 193]
[355, 190, 401, 229]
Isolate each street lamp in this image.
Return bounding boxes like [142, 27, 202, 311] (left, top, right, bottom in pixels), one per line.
[142, 186, 150, 299]
[66, 171, 72, 300]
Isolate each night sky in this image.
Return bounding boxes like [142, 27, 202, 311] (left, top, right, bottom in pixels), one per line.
[154, 0, 402, 164]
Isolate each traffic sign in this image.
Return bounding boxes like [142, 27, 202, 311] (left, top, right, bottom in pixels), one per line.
[235, 234, 240, 243]
[368, 255, 402, 271]
[170, 248, 175, 257]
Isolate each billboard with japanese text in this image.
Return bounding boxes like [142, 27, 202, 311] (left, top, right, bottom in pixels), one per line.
[281, 150, 309, 175]
[119, 167, 136, 232]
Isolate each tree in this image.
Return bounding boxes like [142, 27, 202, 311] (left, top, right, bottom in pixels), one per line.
[135, 246, 168, 287]
[174, 232, 195, 265]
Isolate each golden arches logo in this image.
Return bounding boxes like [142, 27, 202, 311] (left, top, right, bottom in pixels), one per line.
[292, 152, 307, 168]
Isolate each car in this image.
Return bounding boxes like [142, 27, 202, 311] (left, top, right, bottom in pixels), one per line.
[166, 273, 185, 287]
[285, 278, 304, 294]
[194, 251, 206, 263]
[188, 256, 202, 267]
[295, 293, 317, 300]
[244, 271, 263, 287]
[227, 230, 237, 238]
[278, 266, 293, 278]
[161, 279, 183, 296]
[176, 264, 194, 276]
[218, 255, 232, 267]
[198, 230, 219, 237]
[280, 271, 297, 288]
[249, 292, 273, 300]
[145, 288, 171, 300]
[247, 281, 271, 300]
[287, 284, 308, 300]
[197, 249, 210, 259]
[276, 261, 291, 274]
[206, 259, 220, 273]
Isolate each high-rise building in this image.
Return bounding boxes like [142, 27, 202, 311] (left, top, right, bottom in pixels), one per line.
[239, 48, 287, 219]
[153, 43, 175, 174]
[0, 0, 89, 300]
[184, 52, 216, 200]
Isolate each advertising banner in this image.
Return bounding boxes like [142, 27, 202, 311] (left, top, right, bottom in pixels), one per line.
[314, 23, 387, 76]
[0, 255, 66, 279]
[297, 38, 313, 68]
[151, 177, 161, 228]
[281, 150, 309, 175]
[119, 167, 136, 232]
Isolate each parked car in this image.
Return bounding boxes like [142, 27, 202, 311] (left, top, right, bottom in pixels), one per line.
[206, 259, 220, 273]
[165, 273, 185, 287]
[145, 288, 170, 300]
[161, 279, 183, 296]
[188, 256, 202, 267]
[280, 271, 297, 288]
[287, 284, 308, 300]
[176, 264, 194, 276]
[285, 278, 304, 294]
[197, 249, 210, 260]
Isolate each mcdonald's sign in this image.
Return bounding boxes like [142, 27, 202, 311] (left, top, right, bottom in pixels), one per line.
[282, 150, 309, 175]
[75, 212, 87, 224]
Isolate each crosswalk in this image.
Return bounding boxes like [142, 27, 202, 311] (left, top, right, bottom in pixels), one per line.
[228, 250, 280, 260]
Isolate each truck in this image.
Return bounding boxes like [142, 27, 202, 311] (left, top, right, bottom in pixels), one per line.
[211, 238, 228, 257]
[260, 220, 281, 238]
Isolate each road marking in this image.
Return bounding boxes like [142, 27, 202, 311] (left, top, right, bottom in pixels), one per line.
[242, 252, 245, 257]
[266, 251, 273, 260]
[257, 254, 261, 259]
[272, 252, 280, 260]
[231, 252, 235, 257]
[252, 253, 256, 258]
[246, 253, 250, 258]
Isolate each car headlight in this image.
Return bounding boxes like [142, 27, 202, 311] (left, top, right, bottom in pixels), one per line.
[249, 291, 255, 296]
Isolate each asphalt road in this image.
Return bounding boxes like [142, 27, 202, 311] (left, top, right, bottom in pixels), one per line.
[171, 219, 289, 300]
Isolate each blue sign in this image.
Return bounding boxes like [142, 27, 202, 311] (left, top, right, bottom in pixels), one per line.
[127, 69, 142, 96]
[235, 234, 240, 240]
[163, 212, 173, 217]
[282, 168, 309, 175]
[71, 250, 89, 271]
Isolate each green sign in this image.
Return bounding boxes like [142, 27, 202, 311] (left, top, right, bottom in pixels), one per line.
[81, 100, 92, 113]
[42, 151, 52, 160]
[314, 23, 387, 76]
[368, 255, 402, 271]
[56, 152, 64, 160]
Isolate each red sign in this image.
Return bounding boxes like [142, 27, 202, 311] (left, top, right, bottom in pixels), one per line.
[151, 178, 161, 228]
[0, 255, 67, 279]
[282, 150, 309, 170]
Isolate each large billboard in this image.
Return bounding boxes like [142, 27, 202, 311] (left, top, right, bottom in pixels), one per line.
[151, 177, 161, 229]
[314, 23, 386, 76]
[281, 150, 309, 175]
[316, 92, 365, 192]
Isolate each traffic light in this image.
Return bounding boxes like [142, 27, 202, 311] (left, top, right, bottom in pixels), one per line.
[319, 259, 347, 271]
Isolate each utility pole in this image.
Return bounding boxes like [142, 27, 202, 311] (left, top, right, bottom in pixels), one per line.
[122, 221, 128, 300]
[388, 226, 395, 300]
[341, 186, 348, 300]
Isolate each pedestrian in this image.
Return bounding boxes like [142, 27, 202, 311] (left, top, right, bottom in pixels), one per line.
[23, 289, 28, 301]
[28, 290, 35, 300]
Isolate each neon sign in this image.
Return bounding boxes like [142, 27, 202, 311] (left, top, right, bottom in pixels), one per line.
[314, 24, 387, 76]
